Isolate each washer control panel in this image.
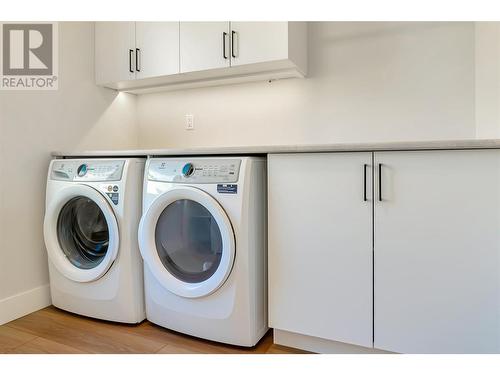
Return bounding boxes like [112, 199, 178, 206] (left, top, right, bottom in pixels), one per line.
[148, 159, 241, 183]
[51, 160, 125, 182]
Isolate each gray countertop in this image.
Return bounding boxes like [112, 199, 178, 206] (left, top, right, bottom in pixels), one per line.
[52, 139, 500, 158]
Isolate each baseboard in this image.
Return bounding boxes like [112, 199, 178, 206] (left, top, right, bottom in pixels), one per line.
[274, 329, 393, 354]
[0, 284, 51, 325]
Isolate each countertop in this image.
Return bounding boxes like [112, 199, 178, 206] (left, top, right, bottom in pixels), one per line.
[52, 139, 500, 158]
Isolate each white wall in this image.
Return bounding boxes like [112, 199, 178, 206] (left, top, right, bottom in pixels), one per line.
[137, 22, 476, 148]
[0, 22, 138, 323]
[475, 22, 500, 138]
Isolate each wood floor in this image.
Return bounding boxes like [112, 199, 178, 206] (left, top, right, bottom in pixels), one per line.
[0, 306, 306, 354]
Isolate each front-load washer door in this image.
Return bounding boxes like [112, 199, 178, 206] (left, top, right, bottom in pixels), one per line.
[138, 186, 235, 298]
[44, 185, 119, 283]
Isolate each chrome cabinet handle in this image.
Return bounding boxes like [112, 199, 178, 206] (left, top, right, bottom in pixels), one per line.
[231, 30, 237, 58]
[222, 32, 228, 59]
[129, 49, 134, 73]
[363, 164, 368, 202]
[378, 163, 383, 201]
[135, 48, 140, 72]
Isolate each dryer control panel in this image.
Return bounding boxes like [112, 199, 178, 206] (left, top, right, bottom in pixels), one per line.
[148, 159, 241, 183]
[51, 160, 125, 182]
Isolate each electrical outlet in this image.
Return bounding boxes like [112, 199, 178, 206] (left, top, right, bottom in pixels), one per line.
[185, 114, 194, 130]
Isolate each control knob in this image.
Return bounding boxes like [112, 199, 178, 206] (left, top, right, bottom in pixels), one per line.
[182, 163, 195, 177]
[77, 164, 88, 177]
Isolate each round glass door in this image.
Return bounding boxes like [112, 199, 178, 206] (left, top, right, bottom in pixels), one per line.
[155, 199, 223, 283]
[57, 196, 110, 269]
[138, 186, 235, 298]
[44, 184, 119, 283]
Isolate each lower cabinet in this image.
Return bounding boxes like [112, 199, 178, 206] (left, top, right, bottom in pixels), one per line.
[268, 149, 500, 353]
[374, 150, 500, 353]
[268, 153, 374, 348]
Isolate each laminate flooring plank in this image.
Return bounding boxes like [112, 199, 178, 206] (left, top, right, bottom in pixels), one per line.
[0, 325, 37, 353]
[9, 336, 85, 354]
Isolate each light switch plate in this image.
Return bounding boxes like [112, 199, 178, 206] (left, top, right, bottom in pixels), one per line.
[185, 114, 194, 130]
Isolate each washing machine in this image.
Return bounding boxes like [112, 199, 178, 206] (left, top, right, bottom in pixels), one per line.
[138, 156, 268, 346]
[43, 158, 145, 323]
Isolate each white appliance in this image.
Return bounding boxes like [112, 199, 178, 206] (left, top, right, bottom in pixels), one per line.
[43, 158, 145, 323]
[138, 157, 267, 346]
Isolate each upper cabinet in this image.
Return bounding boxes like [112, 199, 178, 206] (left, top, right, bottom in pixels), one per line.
[230, 22, 299, 67]
[180, 22, 230, 73]
[135, 22, 180, 80]
[95, 21, 307, 93]
[95, 22, 136, 84]
[95, 22, 179, 85]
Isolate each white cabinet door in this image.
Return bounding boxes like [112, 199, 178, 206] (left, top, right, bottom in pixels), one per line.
[135, 22, 179, 79]
[374, 150, 500, 353]
[268, 153, 374, 348]
[95, 22, 135, 84]
[179, 22, 230, 73]
[230, 22, 288, 66]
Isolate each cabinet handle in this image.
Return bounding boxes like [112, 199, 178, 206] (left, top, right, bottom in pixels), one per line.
[222, 32, 228, 59]
[129, 49, 134, 73]
[363, 164, 368, 202]
[135, 48, 140, 72]
[378, 163, 383, 201]
[231, 30, 237, 58]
